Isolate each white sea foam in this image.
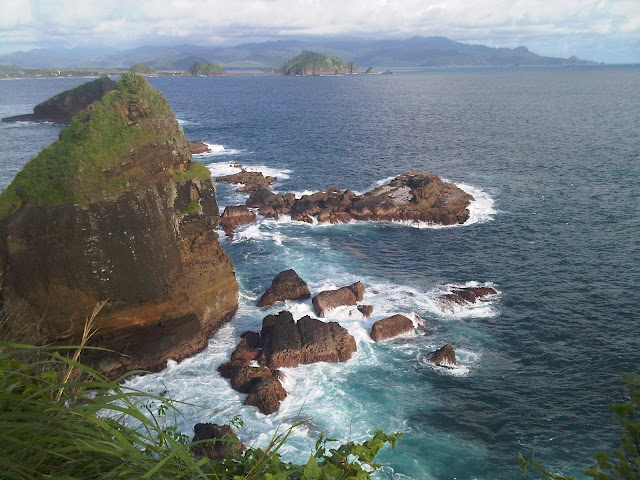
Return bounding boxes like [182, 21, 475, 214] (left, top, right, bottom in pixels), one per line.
[456, 182, 496, 225]
[416, 346, 480, 377]
[192, 143, 243, 157]
[206, 160, 292, 180]
[422, 281, 501, 319]
[176, 118, 192, 125]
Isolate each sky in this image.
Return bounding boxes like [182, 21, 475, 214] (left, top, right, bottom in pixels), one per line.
[1, 0, 639, 63]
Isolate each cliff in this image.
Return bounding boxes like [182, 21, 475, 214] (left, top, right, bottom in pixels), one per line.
[0, 74, 239, 378]
[281, 51, 355, 76]
[183, 60, 225, 76]
[1, 75, 117, 124]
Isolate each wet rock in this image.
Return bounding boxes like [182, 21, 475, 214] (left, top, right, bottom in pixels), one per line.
[312, 282, 365, 317]
[438, 286, 497, 305]
[230, 336, 260, 364]
[216, 170, 276, 192]
[257, 269, 311, 307]
[370, 314, 414, 342]
[427, 344, 458, 368]
[358, 305, 374, 318]
[187, 141, 211, 154]
[244, 376, 288, 415]
[191, 423, 245, 460]
[219, 205, 256, 237]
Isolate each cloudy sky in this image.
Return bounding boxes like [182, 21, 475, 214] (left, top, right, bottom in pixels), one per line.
[2, 0, 639, 63]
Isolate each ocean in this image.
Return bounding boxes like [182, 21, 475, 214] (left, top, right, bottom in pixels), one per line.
[0, 66, 638, 479]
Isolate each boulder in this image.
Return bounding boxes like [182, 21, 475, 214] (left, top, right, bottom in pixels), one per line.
[191, 423, 244, 460]
[438, 286, 498, 305]
[258, 312, 357, 369]
[187, 141, 211, 154]
[230, 336, 260, 364]
[2, 76, 117, 124]
[219, 205, 256, 237]
[312, 282, 365, 317]
[216, 170, 276, 192]
[427, 344, 458, 368]
[357, 305, 374, 318]
[370, 314, 415, 342]
[0, 74, 239, 379]
[244, 376, 288, 415]
[257, 269, 311, 307]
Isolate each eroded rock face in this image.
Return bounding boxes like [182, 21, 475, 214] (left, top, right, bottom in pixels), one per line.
[312, 282, 365, 317]
[370, 314, 414, 342]
[219, 205, 256, 237]
[191, 423, 245, 460]
[2, 76, 117, 124]
[0, 75, 239, 379]
[257, 269, 311, 307]
[438, 287, 497, 305]
[246, 172, 473, 226]
[427, 344, 458, 368]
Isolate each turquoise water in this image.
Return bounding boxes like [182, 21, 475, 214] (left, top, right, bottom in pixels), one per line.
[0, 66, 638, 479]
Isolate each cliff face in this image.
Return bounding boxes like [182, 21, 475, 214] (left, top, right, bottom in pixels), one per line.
[0, 74, 239, 378]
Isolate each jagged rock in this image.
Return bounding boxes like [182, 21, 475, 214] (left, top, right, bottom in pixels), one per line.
[2, 76, 117, 124]
[365, 66, 376, 74]
[370, 314, 414, 342]
[258, 311, 357, 369]
[216, 170, 276, 192]
[438, 286, 498, 305]
[219, 205, 256, 237]
[246, 189, 296, 218]
[244, 376, 288, 415]
[188, 141, 211, 154]
[358, 305, 374, 318]
[257, 269, 311, 307]
[230, 336, 260, 364]
[427, 344, 458, 368]
[0, 74, 239, 379]
[191, 423, 245, 460]
[312, 282, 365, 317]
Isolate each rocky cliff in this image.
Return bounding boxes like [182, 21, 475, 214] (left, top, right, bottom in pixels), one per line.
[0, 74, 239, 378]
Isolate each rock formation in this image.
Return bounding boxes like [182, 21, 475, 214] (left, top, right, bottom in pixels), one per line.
[438, 286, 497, 306]
[365, 66, 376, 74]
[219, 205, 256, 237]
[247, 172, 473, 226]
[280, 51, 354, 76]
[188, 141, 211, 154]
[0, 74, 239, 378]
[358, 305, 374, 318]
[216, 169, 277, 192]
[427, 344, 458, 368]
[312, 282, 365, 317]
[2, 76, 117, 124]
[257, 269, 311, 307]
[184, 61, 225, 76]
[370, 314, 415, 342]
[191, 423, 245, 460]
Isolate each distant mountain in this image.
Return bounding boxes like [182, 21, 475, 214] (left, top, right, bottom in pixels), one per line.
[0, 37, 596, 71]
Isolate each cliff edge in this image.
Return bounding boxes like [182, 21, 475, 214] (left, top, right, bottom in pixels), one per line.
[0, 74, 239, 378]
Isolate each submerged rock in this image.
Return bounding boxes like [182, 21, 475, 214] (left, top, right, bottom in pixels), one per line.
[370, 314, 414, 342]
[358, 305, 374, 318]
[0, 74, 239, 378]
[2, 76, 117, 124]
[312, 282, 365, 317]
[216, 170, 277, 192]
[257, 269, 311, 307]
[427, 344, 458, 368]
[438, 286, 497, 306]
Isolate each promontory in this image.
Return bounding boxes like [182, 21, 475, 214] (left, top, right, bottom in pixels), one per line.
[0, 74, 239, 378]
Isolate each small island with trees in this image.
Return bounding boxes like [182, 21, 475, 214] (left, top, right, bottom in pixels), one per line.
[279, 51, 357, 76]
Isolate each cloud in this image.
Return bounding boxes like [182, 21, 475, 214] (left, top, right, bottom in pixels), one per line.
[1, 0, 639, 61]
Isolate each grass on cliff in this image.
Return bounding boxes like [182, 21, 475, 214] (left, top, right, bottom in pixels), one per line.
[0, 73, 176, 219]
[0, 341, 401, 479]
[172, 160, 212, 183]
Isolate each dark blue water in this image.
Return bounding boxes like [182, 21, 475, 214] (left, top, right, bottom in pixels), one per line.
[1, 66, 639, 479]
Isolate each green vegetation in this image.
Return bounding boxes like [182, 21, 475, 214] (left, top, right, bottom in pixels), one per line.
[0, 73, 175, 218]
[0, 342, 401, 479]
[184, 61, 225, 76]
[172, 161, 212, 183]
[280, 51, 353, 76]
[130, 63, 156, 74]
[521, 373, 640, 480]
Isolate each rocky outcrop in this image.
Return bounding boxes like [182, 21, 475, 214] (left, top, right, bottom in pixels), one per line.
[216, 169, 277, 192]
[257, 269, 311, 307]
[370, 314, 414, 342]
[0, 74, 239, 379]
[2, 76, 117, 124]
[438, 286, 497, 306]
[427, 344, 458, 368]
[219, 205, 256, 237]
[280, 51, 354, 76]
[184, 61, 225, 76]
[358, 305, 374, 318]
[365, 66, 376, 74]
[244, 377, 288, 415]
[188, 141, 211, 154]
[312, 282, 365, 317]
[191, 423, 245, 460]
[246, 172, 473, 226]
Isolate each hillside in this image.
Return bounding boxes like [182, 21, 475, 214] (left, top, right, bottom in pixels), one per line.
[183, 60, 225, 75]
[280, 51, 356, 75]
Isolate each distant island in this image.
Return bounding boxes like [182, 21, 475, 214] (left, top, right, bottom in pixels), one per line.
[279, 51, 356, 76]
[183, 60, 225, 76]
[129, 63, 156, 74]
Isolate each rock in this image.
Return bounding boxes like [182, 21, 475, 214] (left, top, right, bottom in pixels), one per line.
[383, 69, 395, 74]
[427, 344, 458, 368]
[188, 141, 211, 154]
[2, 76, 117, 124]
[246, 190, 296, 218]
[0, 74, 239, 379]
[257, 269, 311, 307]
[219, 205, 256, 237]
[258, 312, 357, 369]
[438, 286, 498, 305]
[312, 282, 365, 317]
[230, 336, 260, 364]
[216, 170, 277, 193]
[357, 305, 374, 317]
[365, 66, 376, 74]
[244, 376, 288, 415]
[191, 423, 244, 460]
[370, 314, 414, 342]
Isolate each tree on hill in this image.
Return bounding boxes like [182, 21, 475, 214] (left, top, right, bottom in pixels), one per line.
[184, 60, 225, 76]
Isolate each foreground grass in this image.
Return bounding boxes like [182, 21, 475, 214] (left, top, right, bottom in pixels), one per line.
[0, 342, 401, 479]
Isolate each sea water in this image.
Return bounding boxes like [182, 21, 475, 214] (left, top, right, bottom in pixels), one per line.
[0, 66, 638, 479]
